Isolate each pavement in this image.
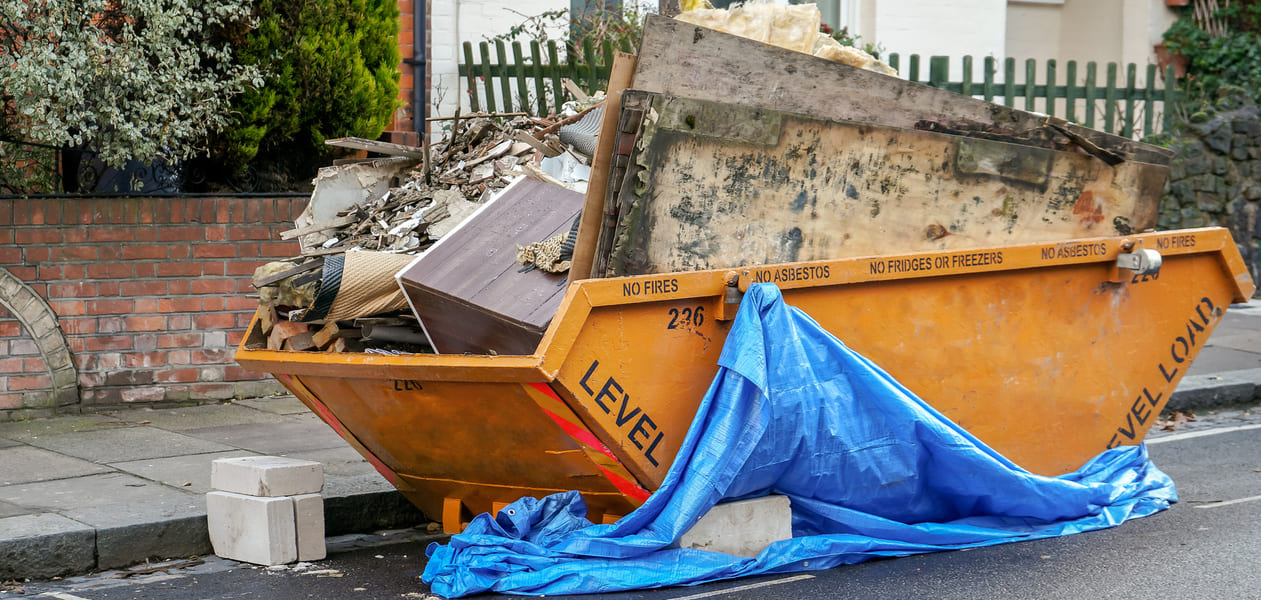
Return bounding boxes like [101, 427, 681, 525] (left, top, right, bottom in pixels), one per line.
[1, 299, 1260, 582]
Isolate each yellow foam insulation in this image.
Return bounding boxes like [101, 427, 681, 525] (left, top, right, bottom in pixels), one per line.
[676, 2, 897, 76]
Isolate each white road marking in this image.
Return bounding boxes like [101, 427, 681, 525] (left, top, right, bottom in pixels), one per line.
[42, 592, 94, 600]
[1195, 494, 1261, 509]
[1145, 423, 1261, 445]
[669, 574, 815, 600]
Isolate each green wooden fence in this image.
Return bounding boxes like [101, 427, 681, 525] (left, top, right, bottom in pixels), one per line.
[458, 41, 1182, 139]
[887, 54, 1181, 139]
[457, 38, 633, 117]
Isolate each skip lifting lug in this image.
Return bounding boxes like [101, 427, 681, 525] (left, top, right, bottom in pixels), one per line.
[715, 271, 744, 321]
[1112, 240, 1162, 282]
[1116, 249, 1161, 275]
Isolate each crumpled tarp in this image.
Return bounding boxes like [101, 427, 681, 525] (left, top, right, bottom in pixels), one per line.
[422, 283, 1176, 597]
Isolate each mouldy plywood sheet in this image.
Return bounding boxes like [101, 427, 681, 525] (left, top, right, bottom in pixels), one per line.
[397, 177, 583, 355]
[632, 15, 1173, 167]
[605, 92, 1165, 276]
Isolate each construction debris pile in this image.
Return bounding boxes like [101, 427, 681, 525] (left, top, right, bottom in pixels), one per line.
[248, 106, 599, 355]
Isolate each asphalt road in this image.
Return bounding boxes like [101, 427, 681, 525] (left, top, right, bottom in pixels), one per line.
[11, 413, 1260, 600]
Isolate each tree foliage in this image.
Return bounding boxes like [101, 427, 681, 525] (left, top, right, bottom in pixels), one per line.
[0, 0, 261, 169]
[210, 0, 401, 179]
[1163, 1, 1261, 109]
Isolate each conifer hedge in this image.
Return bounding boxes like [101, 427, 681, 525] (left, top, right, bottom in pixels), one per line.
[208, 0, 401, 187]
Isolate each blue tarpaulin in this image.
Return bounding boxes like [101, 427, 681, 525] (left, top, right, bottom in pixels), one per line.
[422, 283, 1176, 597]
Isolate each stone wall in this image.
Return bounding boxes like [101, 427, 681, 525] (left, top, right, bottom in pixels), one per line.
[1157, 86, 1261, 292]
[0, 196, 306, 420]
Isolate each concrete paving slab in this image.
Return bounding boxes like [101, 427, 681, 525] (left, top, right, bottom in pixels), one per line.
[22, 426, 237, 463]
[110, 403, 291, 432]
[0, 500, 28, 518]
[0, 472, 195, 511]
[281, 446, 377, 478]
[1186, 346, 1261, 375]
[110, 450, 259, 495]
[0, 437, 20, 449]
[182, 420, 350, 454]
[322, 472, 394, 497]
[0, 413, 125, 441]
[1218, 313, 1261, 331]
[1205, 332, 1261, 354]
[235, 395, 310, 415]
[0, 513, 96, 579]
[63, 496, 210, 570]
[0, 446, 112, 485]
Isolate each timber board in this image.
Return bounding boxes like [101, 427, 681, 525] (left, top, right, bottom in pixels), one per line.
[633, 15, 1172, 167]
[604, 92, 1165, 276]
[397, 177, 583, 355]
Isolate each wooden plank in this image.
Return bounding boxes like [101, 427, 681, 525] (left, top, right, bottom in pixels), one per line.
[1024, 59, 1036, 112]
[511, 129, 561, 157]
[1163, 64, 1177, 133]
[604, 92, 1166, 277]
[324, 137, 425, 159]
[547, 42, 564, 114]
[1004, 57, 1016, 108]
[530, 41, 547, 116]
[1065, 61, 1078, 123]
[630, 16, 1173, 163]
[1123, 63, 1137, 139]
[512, 41, 529, 114]
[479, 41, 497, 113]
[569, 52, 636, 284]
[279, 214, 358, 240]
[983, 56, 995, 102]
[496, 41, 512, 112]
[1085, 62, 1098, 129]
[562, 79, 589, 104]
[1144, 64, 1158, 136]
[582, 39, 597, 93]
[463, 42, 480, 112]
[960, 56, 973, 98]
[929, 56, 948, 88]
[1046, 59, 1057, 117]
[1105, 63, 1118, 134]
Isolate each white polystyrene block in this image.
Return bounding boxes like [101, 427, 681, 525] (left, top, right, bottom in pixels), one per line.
[293, 493, 326, 561]
[207, 491, 298, 566]
[211, 456, 323, 497]
[678, 495, 792, 558]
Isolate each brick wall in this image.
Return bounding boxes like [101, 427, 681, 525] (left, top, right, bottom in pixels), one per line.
[0, 196, 306, 420]
[387, 0, 424, 145]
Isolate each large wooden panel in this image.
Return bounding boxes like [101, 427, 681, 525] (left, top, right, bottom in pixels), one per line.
[632, 14, 1172, 166]
[397, 177, 584, 355]
[602, 92, 1166, 276]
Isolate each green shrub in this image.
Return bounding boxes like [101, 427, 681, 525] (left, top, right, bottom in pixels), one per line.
[206, 0, 402, 186]
[0, 0, 260, 172]
[1163, 2, 1261, 110]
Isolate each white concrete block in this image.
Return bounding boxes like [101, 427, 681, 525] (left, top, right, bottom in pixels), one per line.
[293, 493, 326, 561]
[206, 491, 297, 566]
[211, 456, 323, 497]
[678, 495, 792, 558]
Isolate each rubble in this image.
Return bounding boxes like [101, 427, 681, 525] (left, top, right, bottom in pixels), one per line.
[249, 104, 598, 355]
